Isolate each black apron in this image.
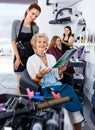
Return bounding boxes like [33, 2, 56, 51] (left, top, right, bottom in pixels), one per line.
[14, 20, 34, 72]
[62, 36, 74, 74]
[62, 36, 70, 54]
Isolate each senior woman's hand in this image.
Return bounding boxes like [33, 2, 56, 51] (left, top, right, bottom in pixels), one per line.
[33, 66, 52, 83]
[37, 66, 52, 78]
[58, 62, 68, 75]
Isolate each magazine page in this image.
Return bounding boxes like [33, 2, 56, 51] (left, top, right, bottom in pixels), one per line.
[52, 48, 77, 68]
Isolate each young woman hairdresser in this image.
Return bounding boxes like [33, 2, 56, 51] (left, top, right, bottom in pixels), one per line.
[62, 26, 74, 54]
[26, 33, 84, 130]
[11, 3, 41, 93]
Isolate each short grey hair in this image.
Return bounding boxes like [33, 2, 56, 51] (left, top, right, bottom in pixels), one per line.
[30, 33, 49, 48]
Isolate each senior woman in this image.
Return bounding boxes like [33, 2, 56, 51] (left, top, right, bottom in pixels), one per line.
[26, 33, 84, 130]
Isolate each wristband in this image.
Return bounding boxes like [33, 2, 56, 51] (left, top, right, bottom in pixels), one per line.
[36, 74, 43, 79]
[58, 69, 63, 76]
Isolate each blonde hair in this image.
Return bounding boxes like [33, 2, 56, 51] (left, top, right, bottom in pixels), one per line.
[30, 33, 49, 48]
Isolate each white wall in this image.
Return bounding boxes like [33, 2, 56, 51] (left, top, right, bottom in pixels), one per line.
[0, 3, 29, 51]
[82, 0, 95, 33]
[38, 0, 95, 102]
[38, 0, 95, 40]
[0, 3, 29, 42]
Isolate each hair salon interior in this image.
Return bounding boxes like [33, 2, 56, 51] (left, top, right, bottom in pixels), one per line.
[0, 0, 95, 130]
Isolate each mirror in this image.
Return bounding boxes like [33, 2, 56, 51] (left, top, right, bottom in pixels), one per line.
[75, 18, 86, 42]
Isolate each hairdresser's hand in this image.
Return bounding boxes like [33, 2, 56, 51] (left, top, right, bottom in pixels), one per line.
[38, 66, 52, 77]
[14, 58, 24, 70]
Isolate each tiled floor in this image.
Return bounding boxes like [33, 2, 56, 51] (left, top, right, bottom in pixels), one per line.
[0, 55, 17, 94]
[81, 95, 95, 130]
[0, 73, 17, 94]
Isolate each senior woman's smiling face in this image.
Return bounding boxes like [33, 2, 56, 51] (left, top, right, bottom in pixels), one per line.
[35, 37, 48, 51]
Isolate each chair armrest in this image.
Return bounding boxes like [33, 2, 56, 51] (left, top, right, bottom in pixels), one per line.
[19, 69, 41, 95]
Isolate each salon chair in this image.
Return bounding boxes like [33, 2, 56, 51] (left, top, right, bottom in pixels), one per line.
[19, 68, 74, 95]
[19, 69, 73, 112]
[19, 69, 41, 95]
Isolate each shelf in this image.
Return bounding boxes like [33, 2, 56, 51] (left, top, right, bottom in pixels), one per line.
[68, 60, 86, 88]
[73, 42, 95, 47]
[68, 60, 86, 68]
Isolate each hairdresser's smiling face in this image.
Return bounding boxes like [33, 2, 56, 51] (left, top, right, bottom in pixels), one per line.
[64, 28, 70, 35]
[27, 8, 40, 22]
